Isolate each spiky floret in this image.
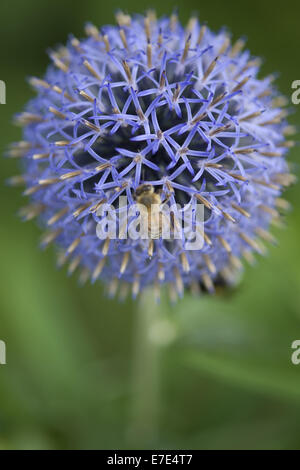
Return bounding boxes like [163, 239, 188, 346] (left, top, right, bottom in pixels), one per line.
[9, 11, 294, 300]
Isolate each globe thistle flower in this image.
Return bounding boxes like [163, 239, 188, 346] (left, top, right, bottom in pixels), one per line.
[9, 11, 295, 301]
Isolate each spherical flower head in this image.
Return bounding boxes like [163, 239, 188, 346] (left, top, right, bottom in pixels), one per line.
[10, 11, 294, 301]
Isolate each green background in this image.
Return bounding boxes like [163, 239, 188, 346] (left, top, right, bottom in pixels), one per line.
[1, 0, 300, 450]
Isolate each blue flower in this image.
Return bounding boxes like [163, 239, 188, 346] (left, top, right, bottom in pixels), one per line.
[9, 11, 294, 301]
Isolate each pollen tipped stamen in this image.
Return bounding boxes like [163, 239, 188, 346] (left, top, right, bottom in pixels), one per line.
[273, 173, 296, 187]
[71, 37, 83, 53]
[157, 29, 163, 48]
[218, 206, 236, 223]
[54, 140, 75, 147]
[202, 56, 218, 82]
[29, 77, 51, 90]
[195, 194, 213, 210]
[234, 147, 256, 155]
[79, 90, 95, 103]
[260, 151, 282, 157]
[119, 29, 128, 49]
[271, 96, 288, 108]
[159, 71, 166, 89]
[170, 11, 178, 31]
[173, 267, 184, 296]
[283, 125, 297, 136]
[228, 173, 248, 182]
[92, 258, 106, 281]
[275, 198, 291, 211]
[234, 59, 261, 79]
[33, 153, 50, 160]
[158, 263, 165, 282]
[278, 141, 295, 148]
[41, 228, 62, 247]
[95, 162, 111, 172]
[83, 60, 102, 80]
[218, 36, 230, 55]
[231, 75, 251, 93]
[181, 34, 191, 63]
[209, 123, 232, 136]
[60, 170, 82, 181]
[202, 273, 214, 293]
[73, 202, 92, 218]
[38, 177, 60, 186]
[253, 179, 280, 190]
[172, 83, 180, 102]
[242, 249, 256, 265]
[239, 111, 263, 122]
[203, 254, 216, 274]
[229, 254, 243, 270]
[239, 232, 262, 254]
[230, 38, 246, 57]
[217, 235, 232, 253]
[15, 113, 45, 126]
[50, 84, 75, 102]
[48, 207, 68, 226]
[8, 141, 32, 158]
[102, 237, 110, 256]
[85, 23, 102, 41]
[81, 119, 101, 132]
[68, 255, 81, 275]
[261, 110, 288, 126]
[122, 60, 133, 84]
[144, 16, 151, 42]
[147, 41, 152, 68]
[108, 278, 119, 297]
[67, 236, 81, 254]
[50, 53, 69, 73]
[132, 274, 140, 298]
[148, 239, 154, 258]
[259, 204, 280, 218]
[49, 107, 67, 120]
[186, 16, 197, 33]
[231, 202, 251, 218]
[78, 267, 90, 286]
[255, 227, 277, 245]
[19, 203, 45, 221]
[24, 185, 41, 196]
[103, 34, 110, 52]
[120, 251, 130, 274]
[197, 227, 212, 246]
[153, 281, 161, 303]
[210, 91, 227, 107]
[119, 282, 129, 301]
[180, 252, 190, 273]
[197, 25, 206, 46]
[89, 198, 107, 213]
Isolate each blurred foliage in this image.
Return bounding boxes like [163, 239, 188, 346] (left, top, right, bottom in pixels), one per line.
[0, 0, 300, 450]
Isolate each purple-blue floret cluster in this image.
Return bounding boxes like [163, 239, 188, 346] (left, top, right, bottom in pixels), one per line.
[12, 13, 292, 299]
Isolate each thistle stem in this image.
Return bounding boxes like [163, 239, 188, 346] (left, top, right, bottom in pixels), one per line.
[129, 288, 162, 447]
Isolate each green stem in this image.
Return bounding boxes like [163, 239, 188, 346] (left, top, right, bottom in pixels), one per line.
[129, 288, 162, 447]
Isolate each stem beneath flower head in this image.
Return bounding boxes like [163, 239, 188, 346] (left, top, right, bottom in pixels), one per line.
[128, 288, 163, 447]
